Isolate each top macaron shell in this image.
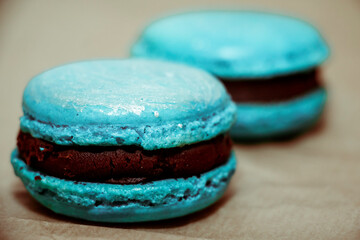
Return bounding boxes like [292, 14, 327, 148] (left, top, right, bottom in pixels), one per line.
[20, 59, 236, 150]
[131, 11, 330, 78]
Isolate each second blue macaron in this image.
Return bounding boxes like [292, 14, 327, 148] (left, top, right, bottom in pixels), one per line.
[132, 11, 329, 140]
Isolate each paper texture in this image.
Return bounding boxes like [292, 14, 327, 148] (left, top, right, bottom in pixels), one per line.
[1, 0, 360, 239]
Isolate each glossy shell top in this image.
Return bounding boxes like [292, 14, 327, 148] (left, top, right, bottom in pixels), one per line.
[132, 11, 329, 78]
[20, 59, 236, 150]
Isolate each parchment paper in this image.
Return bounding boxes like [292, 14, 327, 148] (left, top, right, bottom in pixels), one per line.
[1, 0, 360, 239]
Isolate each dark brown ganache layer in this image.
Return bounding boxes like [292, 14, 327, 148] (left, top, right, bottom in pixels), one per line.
[220, 69, 322, 103]
[17, 131, 232, 184]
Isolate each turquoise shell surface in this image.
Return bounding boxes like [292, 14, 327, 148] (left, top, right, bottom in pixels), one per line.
[20, 59, 236, 150]
[132, 11, 329, 78]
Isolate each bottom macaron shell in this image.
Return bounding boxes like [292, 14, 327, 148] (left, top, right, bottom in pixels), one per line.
[231, 88, 327, 140]
[11, 150, 236, 223]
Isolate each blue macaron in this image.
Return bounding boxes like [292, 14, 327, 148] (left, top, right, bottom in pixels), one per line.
[12, 59, 237, 222]
[131, 11, 329, 140]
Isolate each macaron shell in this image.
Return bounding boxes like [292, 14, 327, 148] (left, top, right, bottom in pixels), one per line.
[131, 11, 329, 78]
[21, 59, 236, 149]
[230, 88, 327, 139]
[11, 150, 236, 222]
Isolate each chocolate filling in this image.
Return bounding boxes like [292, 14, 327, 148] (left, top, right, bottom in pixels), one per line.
[17, 131, 232, 184]
[220, 69, 322, 102]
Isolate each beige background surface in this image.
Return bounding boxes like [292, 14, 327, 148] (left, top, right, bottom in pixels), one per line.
[1, 0, 360, 239]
